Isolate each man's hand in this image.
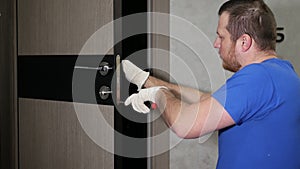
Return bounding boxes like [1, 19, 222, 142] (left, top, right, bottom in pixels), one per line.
[122, 60, 150, 91]
[124, 86, 167, 113]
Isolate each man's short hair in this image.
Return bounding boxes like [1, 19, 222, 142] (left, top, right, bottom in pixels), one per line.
[218, 0, 277, 51]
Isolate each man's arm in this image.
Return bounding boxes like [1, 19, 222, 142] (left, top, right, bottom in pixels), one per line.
[155, 88, 235, 138]
[122, 59, 207, 103]
[144, 76, 210, 104]
[122, 60, 235, 138]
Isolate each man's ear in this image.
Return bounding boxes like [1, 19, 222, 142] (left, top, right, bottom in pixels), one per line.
[239, 34, 252, 52]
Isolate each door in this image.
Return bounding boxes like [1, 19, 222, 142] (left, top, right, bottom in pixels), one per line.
[17, 0, 148, 168]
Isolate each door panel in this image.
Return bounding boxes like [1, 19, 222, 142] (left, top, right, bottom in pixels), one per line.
[17, 0, 149, 169]
[17, 0, 115, 168]
[19, 98, 114, 169]
[18, 0, 113, 55]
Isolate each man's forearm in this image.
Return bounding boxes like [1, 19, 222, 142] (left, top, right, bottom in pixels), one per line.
[155, 88, 207, 138]
[144, 76, 210, 104]
[155, 88, 185, 134]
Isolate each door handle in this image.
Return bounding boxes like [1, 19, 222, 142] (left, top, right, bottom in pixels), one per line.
[115, 55, 121, 104]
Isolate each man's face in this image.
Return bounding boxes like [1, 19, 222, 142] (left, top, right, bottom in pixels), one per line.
[214, 12, 241, 72]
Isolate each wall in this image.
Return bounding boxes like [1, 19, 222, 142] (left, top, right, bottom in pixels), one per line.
[169, 0, 300, 169]
[169, 1, 224, 169]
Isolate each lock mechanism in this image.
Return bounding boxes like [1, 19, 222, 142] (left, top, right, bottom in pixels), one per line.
[99, 85, 112, 100]
[99, 62, 113, 76]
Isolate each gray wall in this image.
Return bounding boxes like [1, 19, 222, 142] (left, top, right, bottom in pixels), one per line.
[169, 0, 300, 169]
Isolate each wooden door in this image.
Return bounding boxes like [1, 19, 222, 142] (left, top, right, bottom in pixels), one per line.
[17, 0, 148, 168]
[18, 0, 114, 168]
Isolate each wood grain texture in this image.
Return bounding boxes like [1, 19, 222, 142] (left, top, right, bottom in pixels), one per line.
[18, 0, 114, 55]
[0, 0, 18, 168]
[19, 98, 114, 169]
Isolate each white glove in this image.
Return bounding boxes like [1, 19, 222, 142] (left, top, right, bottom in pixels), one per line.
[124, 86, 167, 113]
[122, 60, 150, 91]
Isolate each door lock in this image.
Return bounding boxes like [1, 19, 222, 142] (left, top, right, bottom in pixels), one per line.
[99, 85, 112, 100]
[74, 61, 112, 76]
[99, 62, 113, 76]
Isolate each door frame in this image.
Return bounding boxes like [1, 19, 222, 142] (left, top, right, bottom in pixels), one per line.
[148, 0, 170, 168]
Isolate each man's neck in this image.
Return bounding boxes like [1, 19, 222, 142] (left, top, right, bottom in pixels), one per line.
[239, 50, 277, 69]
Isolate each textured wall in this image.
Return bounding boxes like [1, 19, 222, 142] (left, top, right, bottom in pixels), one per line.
[169, 0, 300, 169]
[265, 0, 300, 74]
[170, 1, 224, 169]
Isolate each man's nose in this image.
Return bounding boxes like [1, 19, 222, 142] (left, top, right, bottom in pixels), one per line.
[213, 38, 220, 48]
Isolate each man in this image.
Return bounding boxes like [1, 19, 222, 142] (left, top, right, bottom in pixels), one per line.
[122, 0, 300, 168]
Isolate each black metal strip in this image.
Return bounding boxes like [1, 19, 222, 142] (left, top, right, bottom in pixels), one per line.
[114, 0, 148, 168]
[17, 55, 115, 105]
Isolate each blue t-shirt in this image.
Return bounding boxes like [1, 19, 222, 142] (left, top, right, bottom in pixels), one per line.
[212, 58, 300, 169]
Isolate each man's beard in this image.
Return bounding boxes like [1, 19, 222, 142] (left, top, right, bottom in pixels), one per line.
[222, 45, 241, 72]
[222, 59, 241, 72]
